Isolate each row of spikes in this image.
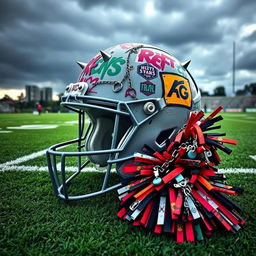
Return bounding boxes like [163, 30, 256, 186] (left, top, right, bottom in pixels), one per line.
[76, 51, 191, 70]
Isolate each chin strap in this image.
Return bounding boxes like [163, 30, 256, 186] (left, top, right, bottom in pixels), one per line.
[116, 106, 245, 243]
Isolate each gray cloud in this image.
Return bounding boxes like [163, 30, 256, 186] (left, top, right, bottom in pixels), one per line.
[0, 0, 255, 96]
[245, 31, 256, 42]
[237, 49, 256, 70]
[77, 0, 140, 11]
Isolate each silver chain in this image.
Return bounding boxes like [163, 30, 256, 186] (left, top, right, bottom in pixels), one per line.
[153, 135, 198, 175]
[174, 178, 196, 216]
[92, 45, 144, 98]
[174, 178, 192, 194]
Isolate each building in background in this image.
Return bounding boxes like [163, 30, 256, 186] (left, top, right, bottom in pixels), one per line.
[25, 85, 40, 102]
[25, 85, 52, 102]
[40, 87, 53, 102]
[0, 85, 53, 113]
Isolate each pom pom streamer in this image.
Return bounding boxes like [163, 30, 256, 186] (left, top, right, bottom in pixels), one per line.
[116, 106, 245, 242]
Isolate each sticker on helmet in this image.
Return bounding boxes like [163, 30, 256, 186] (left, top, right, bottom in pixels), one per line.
[140, 81, 156, 96]
[160, 73, 192, 109]
[137, 63, 158, 80]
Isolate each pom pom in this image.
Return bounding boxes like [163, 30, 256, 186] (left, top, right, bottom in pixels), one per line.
[116, 106, 245, 242]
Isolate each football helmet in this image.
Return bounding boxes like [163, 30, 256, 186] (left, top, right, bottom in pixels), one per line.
[46, 43, 201, 200]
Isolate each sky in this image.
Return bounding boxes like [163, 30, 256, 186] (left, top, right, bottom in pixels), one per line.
[0, 0, 256, 99]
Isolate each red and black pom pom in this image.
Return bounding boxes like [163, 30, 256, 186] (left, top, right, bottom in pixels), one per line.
[117, 106, 245, 242]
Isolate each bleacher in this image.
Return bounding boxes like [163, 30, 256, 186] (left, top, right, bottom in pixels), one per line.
[201, 96, 256, 112]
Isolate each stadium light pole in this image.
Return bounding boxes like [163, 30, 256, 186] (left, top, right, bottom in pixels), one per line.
[232, 41, 236, 95]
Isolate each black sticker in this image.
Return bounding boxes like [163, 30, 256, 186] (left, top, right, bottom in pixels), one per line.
[137, 63, 158, 80]
[140, 81, 156, 96]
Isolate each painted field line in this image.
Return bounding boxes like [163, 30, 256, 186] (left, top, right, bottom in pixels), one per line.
[0, 165, 115, 172]
[218, 168, 256, 174]
[0, 149, 47, 167]
[224, 118, 256, 124]
[0, 165, 255, 174]
[249, 155, 256, 161]
[0, 144, 71, 167]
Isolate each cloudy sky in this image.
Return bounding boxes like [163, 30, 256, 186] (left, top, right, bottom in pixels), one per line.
[0, 0, 255, 99]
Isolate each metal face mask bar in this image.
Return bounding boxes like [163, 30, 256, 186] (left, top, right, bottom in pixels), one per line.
[46, 95, 166, 201]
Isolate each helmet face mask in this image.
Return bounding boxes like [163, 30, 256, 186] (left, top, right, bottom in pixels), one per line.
[47, 43, 201, 200]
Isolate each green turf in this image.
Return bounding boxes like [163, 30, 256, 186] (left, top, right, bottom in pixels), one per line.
[0, 172, 255, 256]
[0, 113, 78, 164]
[0, 112, 256, 255]
[216, 113, 256, 168]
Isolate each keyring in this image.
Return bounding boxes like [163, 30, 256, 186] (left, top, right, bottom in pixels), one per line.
[112, 82, 123, 93]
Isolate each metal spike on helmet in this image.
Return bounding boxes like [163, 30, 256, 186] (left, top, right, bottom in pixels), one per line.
[76, 61, 87, 69]
[100, 50, 112, 62]
[182, 60, 191, 69]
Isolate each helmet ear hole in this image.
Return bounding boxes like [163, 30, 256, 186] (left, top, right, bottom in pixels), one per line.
[85, 110, 133, 167]
[86, 117, 114, 166]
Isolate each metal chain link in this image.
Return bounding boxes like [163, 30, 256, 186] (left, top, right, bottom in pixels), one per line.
[92, 45, 144, 98]
[174, 178, 194, 217]
[153, 136, 198, 175]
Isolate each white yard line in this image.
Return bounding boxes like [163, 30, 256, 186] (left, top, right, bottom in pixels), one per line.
[0, 165, 255, 174]
[224, 114, 248, 117]
[7, 125, 59, 130]
[0, 149, 47, 167]
[0, 165, 116, 172]
[218, 168, 256, 174]
[224, 118, 256, 124]
[0, 149, 255, 174]
[249, 155, 256, 161]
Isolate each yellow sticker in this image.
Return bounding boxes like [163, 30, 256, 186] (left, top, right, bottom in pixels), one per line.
[161, 73, 192, 108]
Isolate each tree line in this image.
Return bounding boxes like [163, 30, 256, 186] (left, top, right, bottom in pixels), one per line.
[200, 83, 256, 96]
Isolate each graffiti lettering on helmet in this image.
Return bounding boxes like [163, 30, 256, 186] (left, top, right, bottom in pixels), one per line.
[137, 49, 175, 70]
[90, 57, 126, 80]
[78, 76, 99, 93]
[160, 73, 192, 109]
[77, 55, 101, 82]
[137, 63, 158, 80]
[84, 55, 102, 76]
[81, 76, 100, 84]
[140, 81, 156, 96]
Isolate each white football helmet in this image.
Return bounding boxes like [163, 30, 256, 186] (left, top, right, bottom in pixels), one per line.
[47, 43, 201, 200]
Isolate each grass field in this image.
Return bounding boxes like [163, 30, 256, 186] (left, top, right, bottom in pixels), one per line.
[0, 112, 256, 255]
